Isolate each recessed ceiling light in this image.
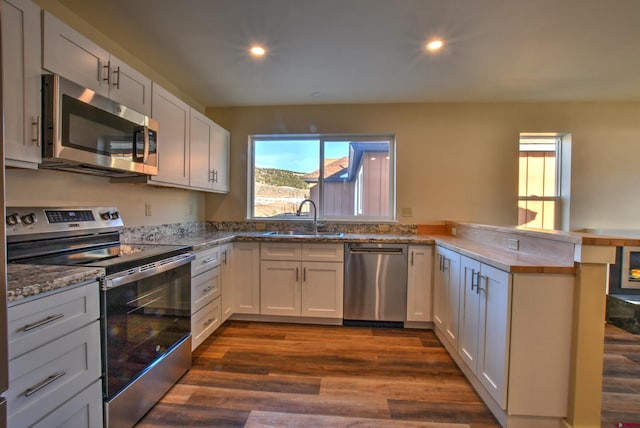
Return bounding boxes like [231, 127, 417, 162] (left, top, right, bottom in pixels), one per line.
[426, 39, 444, 52]
[249, 45, 266, 57]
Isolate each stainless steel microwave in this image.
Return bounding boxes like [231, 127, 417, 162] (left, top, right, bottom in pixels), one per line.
[41, 74, 158, 177]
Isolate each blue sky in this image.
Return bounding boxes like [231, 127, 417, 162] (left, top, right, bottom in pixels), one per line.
[254, 140, 350, 173]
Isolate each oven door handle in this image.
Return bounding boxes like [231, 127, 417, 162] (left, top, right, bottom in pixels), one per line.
[103, 253, 195, 290]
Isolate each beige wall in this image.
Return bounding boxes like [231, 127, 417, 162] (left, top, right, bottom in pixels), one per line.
[206, 102, 640, 231]
[5, 168, 204, 226]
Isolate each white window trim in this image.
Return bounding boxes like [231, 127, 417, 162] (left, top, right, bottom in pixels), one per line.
[247, 133, 396, 222]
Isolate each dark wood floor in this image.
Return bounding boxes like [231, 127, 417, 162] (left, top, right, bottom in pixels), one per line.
[602, 323, 640, 427]
[137, 321, 500, 427]
[137, 321, 640, 427]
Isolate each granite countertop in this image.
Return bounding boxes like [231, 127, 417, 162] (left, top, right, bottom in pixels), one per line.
[433, 235, 575, 274]
[131, 230, 436, 250]
[7, 264, 105, 305]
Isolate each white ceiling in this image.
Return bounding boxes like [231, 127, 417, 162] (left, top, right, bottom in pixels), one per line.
[60, 0, 640, 107]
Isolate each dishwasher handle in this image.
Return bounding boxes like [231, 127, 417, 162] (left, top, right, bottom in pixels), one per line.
[348, 247, 405, 255]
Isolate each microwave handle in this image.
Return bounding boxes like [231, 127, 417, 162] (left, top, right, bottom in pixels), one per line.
[133, 126, 146, 161]
[143, 126, 150, 163]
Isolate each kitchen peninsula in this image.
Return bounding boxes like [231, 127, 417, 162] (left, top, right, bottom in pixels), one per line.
[7, 219, 621, 428]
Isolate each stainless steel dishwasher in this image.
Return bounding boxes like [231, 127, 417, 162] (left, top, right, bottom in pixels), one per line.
[344, 242, 408, 324]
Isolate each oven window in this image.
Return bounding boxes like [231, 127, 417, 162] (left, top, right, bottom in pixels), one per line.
[102, 262, 191, 398]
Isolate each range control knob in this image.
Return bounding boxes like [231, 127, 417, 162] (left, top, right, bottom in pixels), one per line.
[110, 211, 120, 220]
[100, 211, 112, 220]
[21, 213, 37, 225]
[6, 213, 21, 226]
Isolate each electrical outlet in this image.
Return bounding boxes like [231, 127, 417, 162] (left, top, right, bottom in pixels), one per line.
[451, 227, 457, 236]
[378, 224, 390, 232]
[507, 239, 519, 251]
[144, 202, 152, 217]
[401, 207, 413, 217]
[255, 222, 266, 231]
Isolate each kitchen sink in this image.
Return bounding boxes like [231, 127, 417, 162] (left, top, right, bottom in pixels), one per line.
[262, 231, 344, 238]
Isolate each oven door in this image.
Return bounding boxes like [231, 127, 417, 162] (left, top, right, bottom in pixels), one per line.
[101, 255, 192, 399]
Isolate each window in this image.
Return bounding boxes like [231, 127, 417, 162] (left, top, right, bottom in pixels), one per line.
[249, 134, 395, 221]
[518, 135, 561, 230]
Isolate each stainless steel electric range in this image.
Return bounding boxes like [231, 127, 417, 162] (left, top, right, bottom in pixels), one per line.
[6, 206, 194, 427]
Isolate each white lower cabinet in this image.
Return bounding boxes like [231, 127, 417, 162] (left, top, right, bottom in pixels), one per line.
[7, 282, 102, 428]
[220, 243, 234, 322]
[406, 245, 434, 322]
[190, 246, 222, 350]
[233, 242, 261, 315]
[437, 245, 574, 425]
[458, 256, 511, 407]
[433, 246, 461, 347]
[260, 243, 344, 319]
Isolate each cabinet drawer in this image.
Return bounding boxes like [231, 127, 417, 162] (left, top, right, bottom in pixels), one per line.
[32, 380, 102, 428]
[191, 297, 221, 350]
[302, 244, 344, 262]
[261, 243, 302, 261]
[7, 282, 99, 360]
[8, 322, 101, 428]
[191, 246, 221, 277]
[191, 266, 221, 313]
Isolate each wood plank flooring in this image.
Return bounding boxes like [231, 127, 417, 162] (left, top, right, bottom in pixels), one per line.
[137, 321, 640, 427]
[602, 323, 640, 427]
[137, 321, 500, 427]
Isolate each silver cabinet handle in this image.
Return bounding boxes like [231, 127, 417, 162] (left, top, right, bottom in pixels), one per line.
[303, 267, 306, 282]
[203, 285, 213, 293]
[203, 318, 215, 327]
[21, 313, 64, 332]
[24, 371, 66, 397]
[477, 274, 486, 293]
[296, 267, 299, 282]
[470, 269, 477, 291]
[202, 257, 216, 264]
[411, 251, 414, 266]
[102, 60, 111, 84]
[112, 65, 121, 89]
[443, 257, 450, 272]
[31, 116, 41, 146]
[209, 170, 214, 182]
[223, 250, 228, 265]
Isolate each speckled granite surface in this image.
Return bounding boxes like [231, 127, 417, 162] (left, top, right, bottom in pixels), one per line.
[7, 264, 104, 305]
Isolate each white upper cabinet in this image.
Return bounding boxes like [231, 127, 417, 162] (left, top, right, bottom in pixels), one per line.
[42, 11, 151, 115]
[2, 0, 42, 168]
[149, 82, 190, 187]
[108, 55, 152, 116]
[189, 109, 230, 193]
[209, 120, 230, 193]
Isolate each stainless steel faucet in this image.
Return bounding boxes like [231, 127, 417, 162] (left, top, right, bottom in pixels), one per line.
[296, 199, 318, 232]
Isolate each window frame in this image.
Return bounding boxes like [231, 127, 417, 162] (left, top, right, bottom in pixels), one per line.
[518, 134, 563, 230]
[247, 133, 397, 222]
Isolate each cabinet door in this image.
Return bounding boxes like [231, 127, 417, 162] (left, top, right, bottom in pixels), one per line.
[2, 0, 42, 168]
[406, 245, 433, 322]
[260, 260, 301, 316]
[433, 246, 461, 347]
[459, 255, 481, 373]
[189, 109, 214, 190]
[233, 242, 260, 314]
[477, 263, 511, 409]
[220, 243, 234, 322]
[109, 55, 152, 116]
[444, 249, 461, 347]
[301, 261, 343, 318]
[149, 83, 190, 186]
[42, 11, 109, 97]
[210, 121, 230, 193]
[432, 247, 447, 331]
